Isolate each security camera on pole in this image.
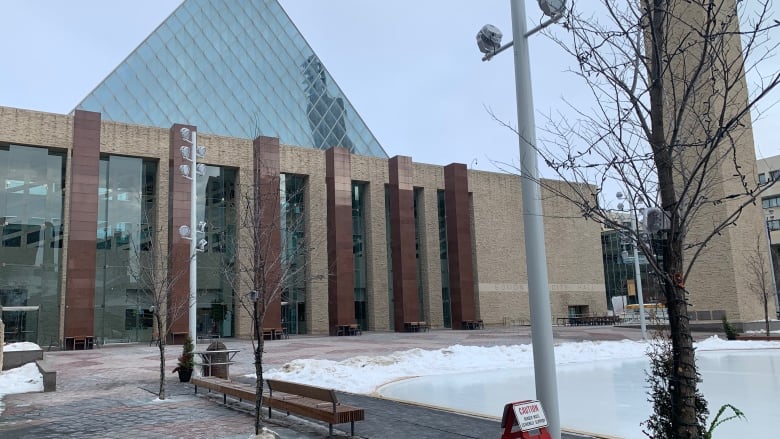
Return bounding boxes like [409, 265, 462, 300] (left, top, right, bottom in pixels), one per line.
[178, 127, 207, 346]
[476, 1, 566, 438]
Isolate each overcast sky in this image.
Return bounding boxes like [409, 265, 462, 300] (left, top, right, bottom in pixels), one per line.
[1, 0, 778, 172]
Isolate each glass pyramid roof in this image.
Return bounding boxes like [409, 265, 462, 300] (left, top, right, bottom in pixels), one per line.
[75, 0, 388, 158]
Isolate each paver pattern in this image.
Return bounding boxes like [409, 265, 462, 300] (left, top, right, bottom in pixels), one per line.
[0, 326, 716, 438]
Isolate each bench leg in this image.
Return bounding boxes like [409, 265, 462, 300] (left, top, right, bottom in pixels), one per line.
[223, 393, 227, 404]
[268, 406, 272, 418]
[328, 424, 333, 438]
[351, 421, 355, 436]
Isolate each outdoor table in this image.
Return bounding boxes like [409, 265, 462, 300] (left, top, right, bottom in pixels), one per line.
[194, 349, 240, 379]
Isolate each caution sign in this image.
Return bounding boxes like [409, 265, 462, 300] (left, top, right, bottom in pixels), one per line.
[512, 400, 548, 431]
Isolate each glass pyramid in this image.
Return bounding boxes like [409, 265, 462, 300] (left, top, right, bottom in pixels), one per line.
[74, 0, 387, 158]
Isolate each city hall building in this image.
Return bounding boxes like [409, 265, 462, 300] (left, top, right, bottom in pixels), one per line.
[0, 0, 610, 346]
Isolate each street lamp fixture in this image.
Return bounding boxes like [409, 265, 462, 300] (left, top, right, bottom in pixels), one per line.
[538, 0, 566, 17]
[476, 2, 567, 437]
[617, 191, 648, 340]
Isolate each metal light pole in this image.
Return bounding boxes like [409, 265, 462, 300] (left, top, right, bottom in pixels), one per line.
[178, 128, 207, 346]
[477, 2, 566, 437]
[618, 192, 647, 339]
[189, 131, 198, 345]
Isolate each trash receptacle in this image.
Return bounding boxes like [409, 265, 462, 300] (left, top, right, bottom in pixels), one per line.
[202, 341, 228, 379]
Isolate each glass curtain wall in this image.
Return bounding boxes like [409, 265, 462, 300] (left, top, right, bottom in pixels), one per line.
[95, 155, 157, 343]
[0, 144, 65, 345]
[601, 228, 661, 311]
[196, 166, 236, 337]
[437, 190, 452, 328]
[281, 174, 307, 335]
[352, 182, 368, 330]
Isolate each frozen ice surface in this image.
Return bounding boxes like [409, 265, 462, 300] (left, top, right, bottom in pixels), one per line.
[378, 349, 780, 438]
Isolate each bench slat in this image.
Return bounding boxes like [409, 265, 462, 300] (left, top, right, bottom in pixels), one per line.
[264, 395, 364, 423]
[266, 379, 336, 404]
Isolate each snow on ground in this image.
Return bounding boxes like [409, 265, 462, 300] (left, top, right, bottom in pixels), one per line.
[257, 336, 780, 394]
[1, 342, 46, 415]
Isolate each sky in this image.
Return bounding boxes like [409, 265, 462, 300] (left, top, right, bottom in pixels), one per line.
[1, 1, 779, 172]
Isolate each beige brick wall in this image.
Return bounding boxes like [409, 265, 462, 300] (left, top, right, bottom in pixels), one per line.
[280, 145, 330, 334]
[0, 107, 625, 339]
[351, 154, 391, 330]
[469, 171, 606, 325]
[413, 163, 446, 327]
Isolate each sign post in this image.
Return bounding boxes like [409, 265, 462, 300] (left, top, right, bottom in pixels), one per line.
[500, 400, 551, 439]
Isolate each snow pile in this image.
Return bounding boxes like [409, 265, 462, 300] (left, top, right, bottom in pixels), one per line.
[257, 337, 779, 394]
[3, 342, 42, 352]
[0, 362, 44, 415]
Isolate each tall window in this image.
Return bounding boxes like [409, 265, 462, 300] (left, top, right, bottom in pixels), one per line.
[384, 186, 394, 327]
[281, 174, 307, 334]
[437, 190, 451, 328]
[95, 155, 157, 343]
[0, 144, 66, 344]
[196, 166, 236, 337]
[413, 188, 425, 321]
[352, 182, 368, 330]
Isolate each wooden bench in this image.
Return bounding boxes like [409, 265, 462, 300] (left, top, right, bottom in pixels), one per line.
[265, 379, 364, 438]
[192, 376, 256, 405]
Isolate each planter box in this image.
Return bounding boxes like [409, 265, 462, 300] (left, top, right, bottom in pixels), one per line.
[2, 349, 43, 370]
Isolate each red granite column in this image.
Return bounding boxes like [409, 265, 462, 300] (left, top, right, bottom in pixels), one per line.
[253, 136, 282, 329]
[63, 110, 101, 345]
[326, 147, 355, 335]
[388, 156, 419, 331]
[444, 163, 476, 327]
[168, 124, 196, 337]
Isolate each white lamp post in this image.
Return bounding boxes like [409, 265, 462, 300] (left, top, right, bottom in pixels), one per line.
[477, 2, 566, 438]
[178, 128, 207, 345]
[617, 191, 647, 340]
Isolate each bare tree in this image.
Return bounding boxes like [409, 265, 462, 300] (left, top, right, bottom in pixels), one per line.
[222, 174, 314, 434]
[491, 1, 780, 437]
[129, 221, 190, 400]
[745, 235, 773, 335]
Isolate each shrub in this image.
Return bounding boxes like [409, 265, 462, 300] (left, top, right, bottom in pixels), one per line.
[172, 336, 195, 373]
[721, 316, 739, 340]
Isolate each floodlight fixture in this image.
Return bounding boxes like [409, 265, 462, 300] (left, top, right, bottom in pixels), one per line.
[178, 224, 191, 239]
[180, 146, 192, 161]
[617, 202, 625, 211]
[196, 163, 206, 176]
[249, 289, 259, 302]
[538, 0, 566, 17]
[196, 145, 206, 158]
[179, 164, 191, 179]
[197, 238, 208, 251]
[476, 24, 503, 54]
[180, 127, 192, 142]
[197, 221, 207, 233]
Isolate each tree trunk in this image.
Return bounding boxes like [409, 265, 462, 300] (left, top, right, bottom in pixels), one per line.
[156, 314, 166, 400]
[765, 305, 770, 336]
[646, 1, 702, 436]
[253, 306, 266, 435]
